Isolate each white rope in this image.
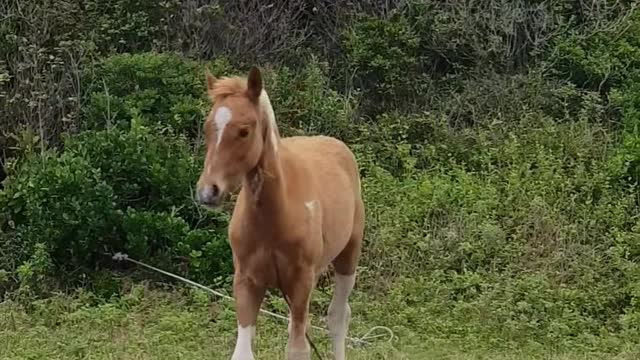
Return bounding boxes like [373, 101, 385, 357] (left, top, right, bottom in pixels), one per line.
[111, 252, 394, 348]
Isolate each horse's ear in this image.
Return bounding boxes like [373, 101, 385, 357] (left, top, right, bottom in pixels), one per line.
[246, 66, 262, 102]
[205, 69, 217, 101]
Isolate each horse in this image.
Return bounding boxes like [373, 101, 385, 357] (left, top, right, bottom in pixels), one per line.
[195, 66, 364, 360]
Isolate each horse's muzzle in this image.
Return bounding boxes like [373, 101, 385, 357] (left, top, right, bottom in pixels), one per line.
[196, 183, 225, 208]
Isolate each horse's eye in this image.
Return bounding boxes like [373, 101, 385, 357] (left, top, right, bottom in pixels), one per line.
[238, 128, 250, 138]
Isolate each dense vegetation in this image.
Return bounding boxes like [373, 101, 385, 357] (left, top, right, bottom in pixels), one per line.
[2, 0, 640, 357]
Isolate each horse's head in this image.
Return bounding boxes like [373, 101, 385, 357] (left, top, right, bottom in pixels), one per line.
[196, 66, 277, 208]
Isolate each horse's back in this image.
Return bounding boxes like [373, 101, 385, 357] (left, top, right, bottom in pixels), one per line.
[282, 135, 361, 198]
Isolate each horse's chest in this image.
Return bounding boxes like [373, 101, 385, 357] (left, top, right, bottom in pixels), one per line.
[233, 245, 279, 286]
[229, 210, 320, 286]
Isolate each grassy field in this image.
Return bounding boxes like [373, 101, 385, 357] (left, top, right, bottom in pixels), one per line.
[1, 282, 639, 360]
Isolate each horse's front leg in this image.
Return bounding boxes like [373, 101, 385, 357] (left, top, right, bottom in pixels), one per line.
[231, 273, 266, 360]
[284, 268, 314, 360]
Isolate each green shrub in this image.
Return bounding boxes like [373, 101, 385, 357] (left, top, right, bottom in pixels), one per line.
[548, 7, 640, 91]
[121, 208, 190, 260]
[339, 1, 563, 114]
[0, 151, 121, 286]
[343, 12, 421, 89]
[265, 58, 359, 141]
[357, 110, 640, 345]
[13, 243, 56, 299]
[63, 118, 208, 224]
[0, 0, 183, 151]
[0, 119, 234, 295]
[118, 207, 232, 283]
[608, 132, 640, 187]
[611, 80, 640, 133]
[606, 77, 640, 187]
[0, 0, 179, 56]
[341, 11, 425, 112]
[174, 228, 233, 286]
[406, 0, 561, 73]
[81, 0, 181, 54]
[83, 52, 233, 137]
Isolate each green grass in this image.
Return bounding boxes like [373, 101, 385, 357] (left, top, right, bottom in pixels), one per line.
[1, 282, 638, 360]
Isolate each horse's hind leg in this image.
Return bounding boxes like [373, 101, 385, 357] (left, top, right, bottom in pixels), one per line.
[328, 199, 364, 360]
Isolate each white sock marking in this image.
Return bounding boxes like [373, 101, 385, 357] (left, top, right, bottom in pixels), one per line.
[231, 324, 255, 360]
[259, 90, 278, 153]
[328, 273, 355, 360]
[214, 106, 232, 147]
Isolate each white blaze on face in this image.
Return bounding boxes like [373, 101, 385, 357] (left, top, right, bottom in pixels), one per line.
[231, 324, 255, 360]
[214, 106, 232, 148]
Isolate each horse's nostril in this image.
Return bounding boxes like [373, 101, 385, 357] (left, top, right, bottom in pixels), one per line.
[197, 184, 220, 205]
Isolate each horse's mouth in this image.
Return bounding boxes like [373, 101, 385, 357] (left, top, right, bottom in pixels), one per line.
[198, 192, 230, 211]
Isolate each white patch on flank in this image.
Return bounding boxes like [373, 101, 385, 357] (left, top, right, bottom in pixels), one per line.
[327, 273, 356, 360]
[231, 324, 255, 360]
[304, 200, 317, 213]
[214, 106, 232, 147]
[258, 90, 279, 153]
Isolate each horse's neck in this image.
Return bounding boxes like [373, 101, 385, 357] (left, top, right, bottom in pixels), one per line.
[244, 141, 288, 211]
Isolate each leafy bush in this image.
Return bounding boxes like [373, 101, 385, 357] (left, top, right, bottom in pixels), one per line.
[548, 6, 640, 92]
[606, 69, 640, 187]
[63, 118, 208, 224]
[357, 110, 640, 345]
[81, 0, 181, 54]
[121, 209, 232, 284]
[0, 119, 233, 295]
[608, 131, 640, 187]
[121, 208, 190, 260]
[265, 58, 359, 141]
[0, 151, 121, 288]
[339, 1, 563, 114]
[174, 228, 233, 285]
[82, 52, 233, 137]
[1, 0, 179, 56]
[342, 12, 423, 106]
[13, 243, 56, 300]
[0, 0, 181, 152]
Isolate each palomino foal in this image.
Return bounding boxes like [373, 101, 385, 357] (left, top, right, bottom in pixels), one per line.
[195, 67, 364, 360]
